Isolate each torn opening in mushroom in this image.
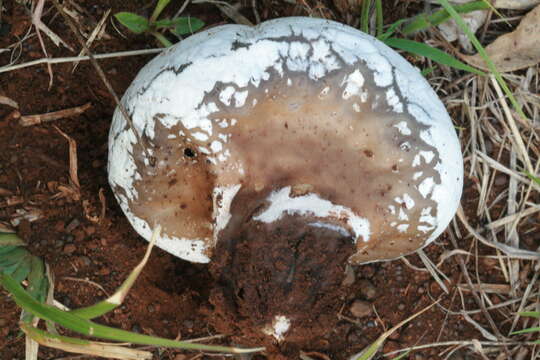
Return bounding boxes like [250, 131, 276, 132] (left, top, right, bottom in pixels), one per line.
[108, 16, 463, 344]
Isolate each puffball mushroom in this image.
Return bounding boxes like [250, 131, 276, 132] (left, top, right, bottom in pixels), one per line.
[108, 17, 463, 343]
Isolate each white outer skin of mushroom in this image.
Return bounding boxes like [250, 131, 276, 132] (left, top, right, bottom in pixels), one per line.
[262, 315, 291, 342]
[109, 17, 462, 263]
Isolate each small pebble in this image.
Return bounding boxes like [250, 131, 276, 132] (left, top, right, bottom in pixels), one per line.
[358, 279, 377, 300]
[349, 300, 372, 318]
[79, 256, 92, 267]
[341, 264, 355, 286]
[63, 244, 76, 254]
[65, 218, 80, 232]
[398, 303, 406, 311]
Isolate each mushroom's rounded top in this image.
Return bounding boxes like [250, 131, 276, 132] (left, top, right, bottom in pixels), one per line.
[108, 17, 463, 264]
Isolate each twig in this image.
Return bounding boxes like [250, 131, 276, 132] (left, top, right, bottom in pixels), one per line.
[72, 9, 111, 72]
[50, 0, 155, 166]
[19, 102, 91, 127]
[0, 48, 163, 74]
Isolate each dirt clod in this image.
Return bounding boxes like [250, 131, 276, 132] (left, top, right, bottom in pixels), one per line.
[349, 300, 372, 318]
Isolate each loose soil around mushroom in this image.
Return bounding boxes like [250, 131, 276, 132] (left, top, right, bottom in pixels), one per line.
[1, 1, 538, 360]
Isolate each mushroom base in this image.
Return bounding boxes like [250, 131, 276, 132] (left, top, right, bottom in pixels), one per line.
[207, 204, 355, 356]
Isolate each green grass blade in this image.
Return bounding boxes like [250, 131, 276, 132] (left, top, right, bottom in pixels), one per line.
[525, 173, 540, 186]
[375, 0, 383, 37]
[518, 311, 540, 318]
[378, 19, 407, 41]
[511, 327, 540, 335]
[70, 227, 160, 319]
[114, 12, 150, 34]
[360, 0, 372, 33]
[150, 0, 171, 23]
[403, 1, 489, 35]
[151, 31, 173, 47]
[383, 37, 485, 75]
[0, 273, 264, 354]
[436, 0, 526, 120]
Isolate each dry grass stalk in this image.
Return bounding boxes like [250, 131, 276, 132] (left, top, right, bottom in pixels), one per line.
[72, 9, 112, 72]
[54, 126, 80, 191]
[19, 103, 92, 127]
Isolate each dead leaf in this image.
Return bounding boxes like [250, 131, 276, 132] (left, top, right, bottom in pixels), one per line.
[439, 9, 488, 52]
[429, 0, 540, 10]
[462, 4, 540, 72]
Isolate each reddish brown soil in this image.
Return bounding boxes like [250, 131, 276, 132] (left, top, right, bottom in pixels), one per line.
[1, 1, 538, 360]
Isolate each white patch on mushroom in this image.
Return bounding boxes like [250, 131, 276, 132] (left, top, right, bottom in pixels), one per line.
[418, 225, 435, 233]
[420, 150, 435, 164]
[254, 187, 371, 243]
[234, 90, 248, 107]
[212, 184, 242, 242]
[352, 103, 361, 112]
[192, 132, 209, 141]
[396, 224, 409, 233]
[419, 207, 436, 226]
[418, 177, 435, 198]
[263, 315, 291, 341]
[309, 222, 351, 237]
[210, 140, 223, 153]
[413, 171, 423, 180]
[198, 146, 211, 154]
[341, 69, 364, 100]
[219, 86, 236, 106]
[412, 154, 421, 167]
[394, 121, 411, 135]
[287, 78, 292, 86]
[398, 208, 408, 221]
[402, 193, 415, 209]
[388, 205, 396, 215]
[386, 88, 403, 113]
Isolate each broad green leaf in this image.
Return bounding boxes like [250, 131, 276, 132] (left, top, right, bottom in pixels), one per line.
[383, 37, 485, 76]
[0, 247, 29, 268]
[0, 232, 26, 247]
[378, 19, 407, 41]
[402, 1, 489, 35]
[154, 18, 175, 29]
[173, 17, 205, 35]
[10, 257, 32, 283]
[114, 12, 150, 34]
